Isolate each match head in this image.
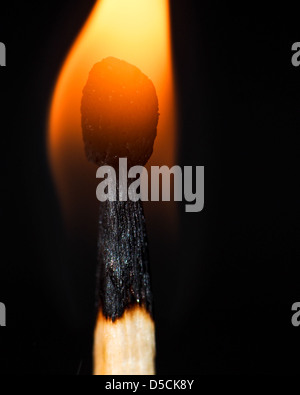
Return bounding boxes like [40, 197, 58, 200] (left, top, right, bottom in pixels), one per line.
[81, 57, 159, 168]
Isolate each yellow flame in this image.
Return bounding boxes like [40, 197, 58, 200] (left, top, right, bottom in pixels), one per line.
[48, 0, 176, 228]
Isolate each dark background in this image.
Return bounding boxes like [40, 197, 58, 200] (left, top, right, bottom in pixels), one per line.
[0, 0, 300, 374]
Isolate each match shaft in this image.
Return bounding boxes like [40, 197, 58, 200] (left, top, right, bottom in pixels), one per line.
[81, 57, 159, 375]
[94, 192, 155, 374]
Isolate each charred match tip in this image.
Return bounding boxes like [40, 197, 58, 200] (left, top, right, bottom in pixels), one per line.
[81, 58, 158, 321]
[81, 56, 159, 168]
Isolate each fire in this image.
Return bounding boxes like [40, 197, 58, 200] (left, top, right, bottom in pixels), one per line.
[48, 0, 177, 229]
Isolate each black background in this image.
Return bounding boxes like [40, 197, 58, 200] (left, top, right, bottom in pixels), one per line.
[0, 0, 300, 375]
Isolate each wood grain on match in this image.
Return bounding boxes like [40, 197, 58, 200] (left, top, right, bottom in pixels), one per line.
[94, 305, 155, 375]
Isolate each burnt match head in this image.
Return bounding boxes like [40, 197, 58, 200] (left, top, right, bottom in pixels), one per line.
[81, 57, 159, 168]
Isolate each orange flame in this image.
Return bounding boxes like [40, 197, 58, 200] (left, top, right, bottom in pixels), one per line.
[48, 0, 177, 231]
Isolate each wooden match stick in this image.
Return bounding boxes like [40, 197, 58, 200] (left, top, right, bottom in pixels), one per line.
[81, 57, 159, 375]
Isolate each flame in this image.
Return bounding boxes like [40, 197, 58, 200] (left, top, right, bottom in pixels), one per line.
[48, 0, 177, 230]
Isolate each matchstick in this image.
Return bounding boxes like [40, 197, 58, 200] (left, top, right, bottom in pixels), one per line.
[81, 57, 159, 375]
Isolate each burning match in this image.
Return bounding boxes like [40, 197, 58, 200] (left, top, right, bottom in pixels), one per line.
[81, 57, 159, 375]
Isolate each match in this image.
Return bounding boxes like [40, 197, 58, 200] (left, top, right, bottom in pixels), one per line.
[81, 57, 159, 375]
